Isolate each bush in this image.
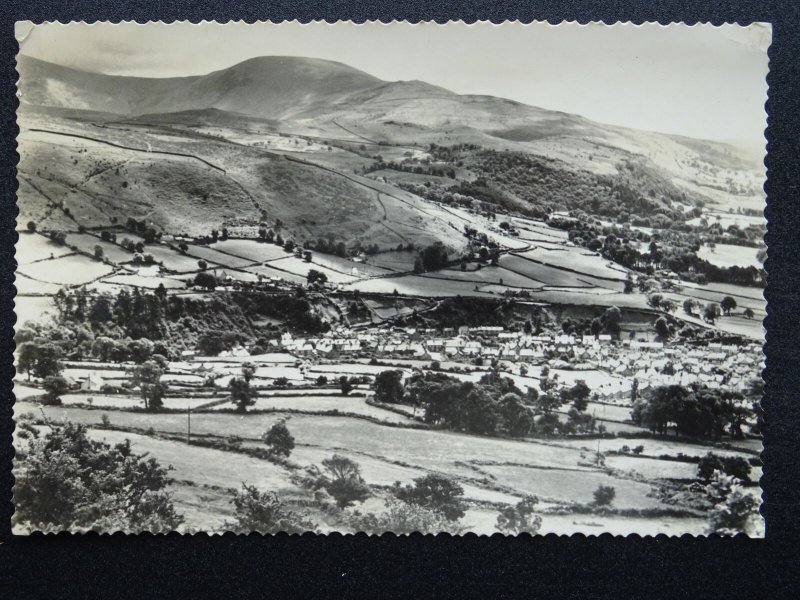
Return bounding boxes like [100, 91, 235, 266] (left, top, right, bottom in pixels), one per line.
[496, 496, 543, 535]
[393, 474, 466, 521]
[226, 483, 316, 534]
[592, 485, 616, 507]
[350, 499, 466, 535]
[697, 452, 751, 483]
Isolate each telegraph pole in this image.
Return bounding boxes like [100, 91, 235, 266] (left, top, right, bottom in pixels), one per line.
[187, 408, 191, 444]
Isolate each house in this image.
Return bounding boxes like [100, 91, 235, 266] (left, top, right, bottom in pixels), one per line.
[180, 349, 197, 360]
[80, 373, 104, 391]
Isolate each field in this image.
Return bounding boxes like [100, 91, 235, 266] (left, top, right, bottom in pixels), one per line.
[17, 253, 115, 286]
[697, 243, 763, 269]
[269, 256, 358, 284]
[64, 232, 135, 263]
[344, 275, 496, 297]
[421, 266, 544, 289]
[14, 396, 733, 536]
[517, 247, 628, 280]
[184, 245, 256, 269]
[210, 239, 290, 262]
[211, 395, 416, 424]
[16, 232, 73, 264]
[480, 464, 663, 509]
[103, 273, 189, 289]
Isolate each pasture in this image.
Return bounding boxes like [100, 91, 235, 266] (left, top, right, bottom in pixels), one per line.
[18, 253, 115, 286]
[103, 273, 188, 289]
[66, 233, 134, 264]
[16, 232, 73, 265]
[268, 256, 358, 284]
[481, 464, 665, 509]
[697, 243, 763, 269]
[185, 245, 255, 269]
[421, 266, 544, 289]
[517, 247, 628, 280]
[139, 244, 211, 272]
[210, 239, 289, 262]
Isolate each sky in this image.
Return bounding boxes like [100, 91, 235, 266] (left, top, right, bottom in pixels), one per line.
[15, 21, 771, 144]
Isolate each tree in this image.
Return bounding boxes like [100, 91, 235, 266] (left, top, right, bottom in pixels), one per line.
[631, 384, 692, 436]
[373, 370, 404, 404]
[683, 298, 698, 316]
[13, 421, 182, 533]
[647, 293, 663, 309]
[602, 306, 622, 337]
[498, 392, 535, 436]
[704, 303, 722, 324]
[317, 455, 371, 509]
[743, 308, 755, 319]
[624, 276, 635, 294]
[307, 269, 328, 286]
[592, 485, 616, 506]
[226, 483, 316, 534]
[128, 360, 166, 411]
[16, 342, 39, 380]
[18, 342, 62, 380]
[720, 296, 737, 316]
[339, 376, 353, 396]
[94, 245, 104, 260]
[193, 272, 217, 291]
[42, 375, 69, 404]
[229, 377, 256, 413]
[654, 316, 671, 339]
[263, 419, 295, 458]
[26, 221, 36, 233]
[496, 496, 542, 534]
[697, 452, 751, 483]
[197, 259, 208, 270]
[393, 474, 466, 521]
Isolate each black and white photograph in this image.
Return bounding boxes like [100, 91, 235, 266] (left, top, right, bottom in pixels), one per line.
[11, 20, 768, 536]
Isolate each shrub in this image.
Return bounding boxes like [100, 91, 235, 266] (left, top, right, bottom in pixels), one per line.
[592, 485, 616, 507]
[226, 483, 316, 534]
[393, 474, 466, 521]
[697, 452, 751, 483]
[496, 496, 543, 535]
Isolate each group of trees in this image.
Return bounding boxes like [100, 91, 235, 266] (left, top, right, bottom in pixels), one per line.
[413, 242, 450, 273]
[37, 286, 329, 364]
[13, 420, 182, 533]
[372, 369, 595, 438]
[632, 384, 754, 439]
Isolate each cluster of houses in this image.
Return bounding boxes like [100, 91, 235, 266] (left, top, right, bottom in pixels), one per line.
[274, 326, 762, 397]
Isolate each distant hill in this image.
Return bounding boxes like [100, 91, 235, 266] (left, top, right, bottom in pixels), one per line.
[16, 55, 765, 247]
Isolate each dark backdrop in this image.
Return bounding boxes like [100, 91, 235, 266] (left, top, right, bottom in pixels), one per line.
[1, 1, 798, 598]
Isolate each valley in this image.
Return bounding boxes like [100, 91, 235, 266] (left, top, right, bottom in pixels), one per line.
[13, 54, 766, 536]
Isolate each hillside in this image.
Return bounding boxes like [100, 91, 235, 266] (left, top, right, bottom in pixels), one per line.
[16, 55, 765, 246]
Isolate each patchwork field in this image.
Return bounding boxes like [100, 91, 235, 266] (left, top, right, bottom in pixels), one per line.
[18, 253, 115, 286]
[16, 232, 74, 264]
[697, 243, 763, 269]
[210, 239, 291, 262]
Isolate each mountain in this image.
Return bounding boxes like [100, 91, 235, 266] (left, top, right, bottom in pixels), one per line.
[18, 55, 384, 119]
[16, 55, 765, 246]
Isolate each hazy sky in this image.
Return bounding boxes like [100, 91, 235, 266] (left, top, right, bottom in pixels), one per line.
[16, 21, 770, 143]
